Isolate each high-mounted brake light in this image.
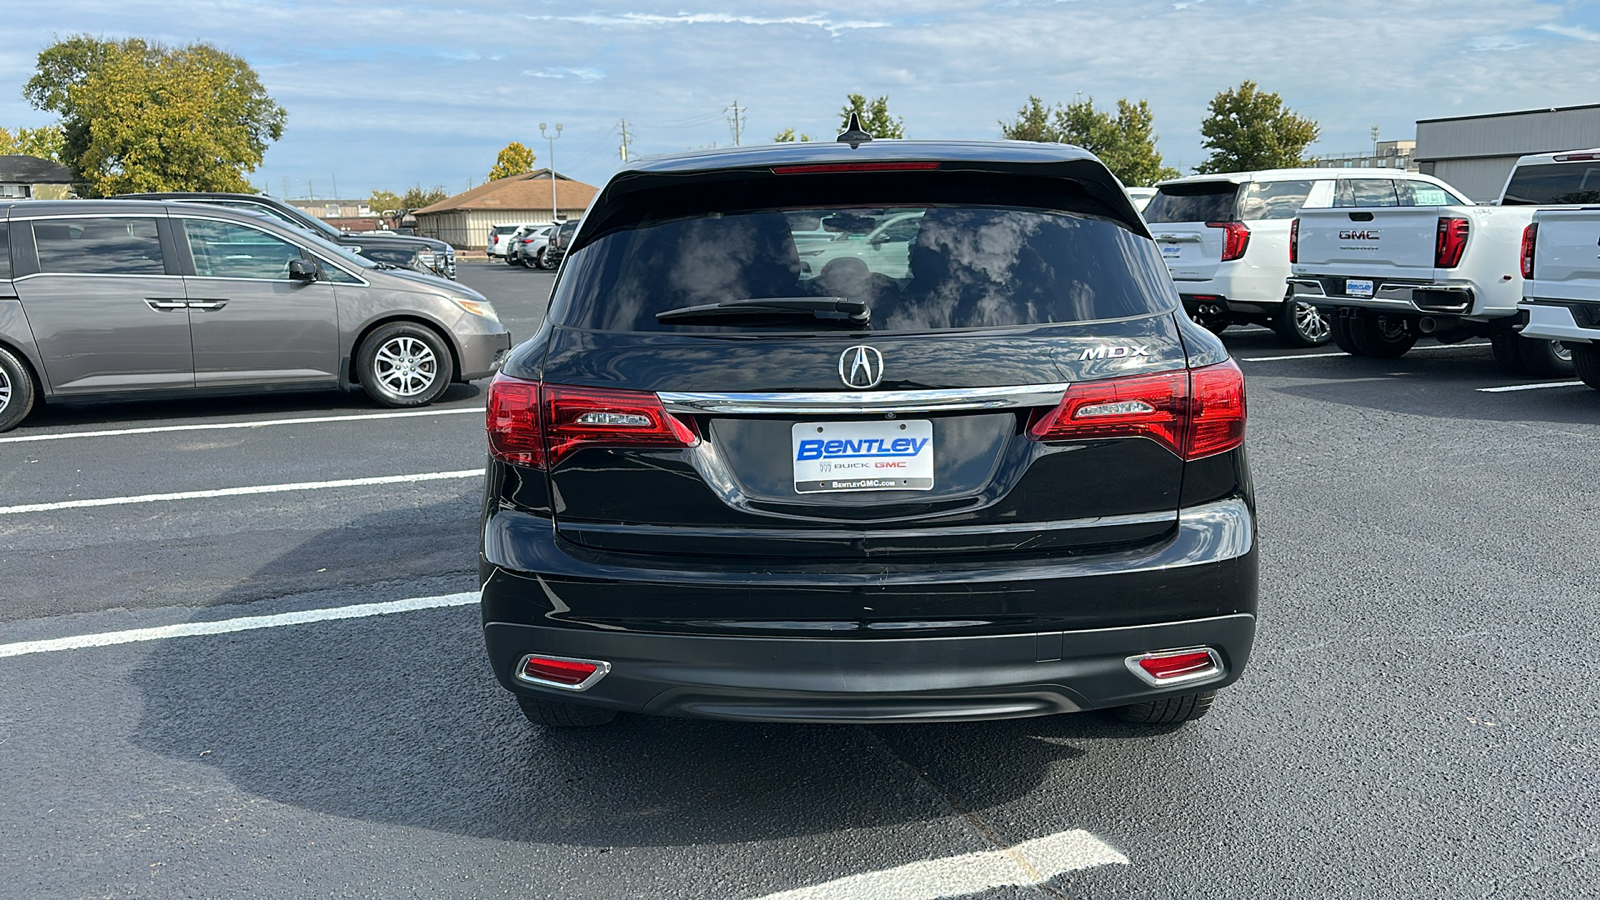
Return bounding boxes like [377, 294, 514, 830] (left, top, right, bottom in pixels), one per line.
[487, 374, 699, 470]
[1289, 218, 1300, 264]
[771, 162, 942, 175]
[1520, 223, 1538, 280]
[1435, 217, 1469, 268]
[1027, 359, 1246, 460]
[1553, 152, 1600, 162]
[1208, 222, 1251, 262]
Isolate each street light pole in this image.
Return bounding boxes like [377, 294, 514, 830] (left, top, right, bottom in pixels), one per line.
[539, 122, 563, 223]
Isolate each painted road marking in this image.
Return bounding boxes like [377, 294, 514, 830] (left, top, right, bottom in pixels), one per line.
[1241, 342, 1489, 363]
[748, 830, 1128, 900]
[0, 592, 479, 659]
[0, 407, 485, 444]
[0, 470, 481, 516]
[1477, 381, 1585, 393]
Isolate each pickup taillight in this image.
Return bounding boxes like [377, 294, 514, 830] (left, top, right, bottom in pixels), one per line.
[1208, 222, 1251, 262]
[1435, 217, 1469, 268]
[1520, 223, 1537, 280]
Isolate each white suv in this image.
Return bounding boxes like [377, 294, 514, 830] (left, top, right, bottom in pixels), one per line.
[487, 223, 539, 258]
[1146, 168, 1463, 346]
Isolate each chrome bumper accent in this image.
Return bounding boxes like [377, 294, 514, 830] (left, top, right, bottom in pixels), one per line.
[659, 383, 1073, 415]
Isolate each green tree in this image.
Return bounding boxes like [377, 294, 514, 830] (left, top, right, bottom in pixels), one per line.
[23, 36, 286, 196]
[1194, 81, 1320, 174]
[487, 141, 535, 181]
[773, 128, 813, 143]
[0, 125, 65, 160]
[839, 94, 904, 139]
[400, 185, 448, 209]
[1000, 95, 1178, 187]
[368, 189, 402, 213]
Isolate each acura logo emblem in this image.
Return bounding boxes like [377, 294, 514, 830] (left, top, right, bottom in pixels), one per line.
[839, 345, 884, 388]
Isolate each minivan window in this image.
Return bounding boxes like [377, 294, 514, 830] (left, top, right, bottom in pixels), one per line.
[34, 217, 165, 275]
[1142, 183, 1239, 224]
[183, 219, 305, 279]
[1238, 181, 1314, 220]
[1501, 161, 1600, 205]
[0, 223, 9, 280]
[553, 204, 1175, 333]
[1335, 179, 1399, 208]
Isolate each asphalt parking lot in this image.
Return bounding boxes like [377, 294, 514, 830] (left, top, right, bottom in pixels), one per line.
[3, 260, 1599, 899]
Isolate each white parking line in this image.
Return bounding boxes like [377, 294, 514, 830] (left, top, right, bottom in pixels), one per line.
[1241, 342, 1489, 363]
[0, 592, 479, 659]
[0, 470, 481, 516]
[0, 406, 485, 444]
[1478, 381, 1586, 393]
[748, 829, 1128, 900]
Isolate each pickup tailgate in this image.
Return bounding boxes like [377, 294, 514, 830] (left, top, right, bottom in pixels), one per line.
[1293, 207, 1452, 281]
[1530, 208, 1600, 303]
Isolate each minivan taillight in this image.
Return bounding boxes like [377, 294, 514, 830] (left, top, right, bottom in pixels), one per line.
[1208, 222, 1251, 262]
[1520, 223, 1537, 279]
[487, 375, 699, 470]
[1436, 217, 1469, 268]
[1027, 360, 1246, 460]
[1289, 218, 1299, 264]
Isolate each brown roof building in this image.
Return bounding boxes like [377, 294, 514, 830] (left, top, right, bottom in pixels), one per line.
[412, 169, 599, 249]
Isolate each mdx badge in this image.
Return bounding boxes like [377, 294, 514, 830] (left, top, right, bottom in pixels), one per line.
[840, 345, 884, 388]
[1079, 344, 1151, 361]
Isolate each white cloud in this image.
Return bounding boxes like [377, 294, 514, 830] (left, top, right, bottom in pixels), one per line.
[524, 67, 606, 82]
[1539, 23, 1600, 41]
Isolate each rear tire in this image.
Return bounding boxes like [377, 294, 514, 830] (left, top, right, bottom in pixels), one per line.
[1490, 332, 1529, 375]
[1272, 298, 1331, 347]
[1348, 315, 1416, 358]
[356, 322, 453, 408]
[1515, 335, 1575, 378]
[535, 248, 552, 270]
[1573, 344, 1600, 390]
[1115, 690, 1216, 724]
[0, 346, 38, 433]
[505, 252, 521, 266]
[1330, 315, 1361, 355]
[517, 695, 618, 727]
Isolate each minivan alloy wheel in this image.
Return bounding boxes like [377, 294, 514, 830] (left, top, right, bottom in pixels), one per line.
[0, 346, 37, 433]
[357, 322, 453, 408]
[375, 336, 438, 397]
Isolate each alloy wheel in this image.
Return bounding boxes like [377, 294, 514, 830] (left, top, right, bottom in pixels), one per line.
[374, 336, 439, 397]
[0, 366, 10, 413]
[1293, 302, 1331, 343]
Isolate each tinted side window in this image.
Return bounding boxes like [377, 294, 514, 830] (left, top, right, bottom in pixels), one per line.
[1335, 179, 1399, 208]
[0, 223, 9, 280]
[1142, 183, 1240, 224]
[1501, 162, 1600, 205]
[34, 217, 165, 275]
[1396, 180, 1462, 207]
[182, 218, 304, 279]
[1238, 181, 1313, 220]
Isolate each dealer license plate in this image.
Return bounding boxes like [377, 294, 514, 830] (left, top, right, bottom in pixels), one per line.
[791, 420, 934, 493]
[1346, 278, 1375, 298]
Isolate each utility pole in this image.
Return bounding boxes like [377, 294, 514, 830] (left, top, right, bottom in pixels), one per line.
[1371, 125, 1381, 160]
[619, 118, 634, 163]
[726, 101, 745, 146]
[540, 122, 563, 222]
[307, 180, 314, 200]
[331, 174, 339, 200]
[281, 177, 288, 198]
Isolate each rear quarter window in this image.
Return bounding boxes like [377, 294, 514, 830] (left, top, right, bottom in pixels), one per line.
[1143, 183, 1241, 224]
[33, 217, 165, 275]
[0, 222, 9, 280]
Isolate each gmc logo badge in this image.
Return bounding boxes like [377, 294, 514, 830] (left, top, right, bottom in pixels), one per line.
[1079, 344, 1152, 361]
[1339, 230, 1382, 240]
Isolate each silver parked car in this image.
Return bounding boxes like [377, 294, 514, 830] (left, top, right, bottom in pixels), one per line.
[506, 224, 555, 269]
[0, 200, 511, 432]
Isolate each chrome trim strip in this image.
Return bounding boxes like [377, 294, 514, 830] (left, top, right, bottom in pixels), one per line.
[658, 382, 1072, 415]
[561, 509, 1176, 542]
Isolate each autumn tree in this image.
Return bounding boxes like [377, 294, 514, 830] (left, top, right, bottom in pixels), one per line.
[1194, 81, 1320, 174]
[1000, 95, 1178, 187]
[773, 128, 813, 143]
[0, 125, 65, 161]
[400, 185, 448, 209]
[487, 141, 536, 181]
[23, 36, 286, 196]
[839, 94, 904, 139]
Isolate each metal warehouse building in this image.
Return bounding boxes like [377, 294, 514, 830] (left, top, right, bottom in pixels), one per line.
[1415, 103, 1600, 202]
[412, 169, 598, 250]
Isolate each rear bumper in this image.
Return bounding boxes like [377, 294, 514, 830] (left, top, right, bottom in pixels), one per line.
[1518, 300, 1600, 343]
[457, 328, 513, 381]
[479, 496, 1258, 722]
[1289, 277, 1502, 317]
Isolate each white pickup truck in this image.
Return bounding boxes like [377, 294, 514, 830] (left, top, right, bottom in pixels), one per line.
[1518, 200, 1600, 389]
[1287, 150, 1597, 376]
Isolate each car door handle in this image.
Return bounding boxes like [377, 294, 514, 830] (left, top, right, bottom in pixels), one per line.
[186, 300, 229, 311]
[145, 299, 189, 311]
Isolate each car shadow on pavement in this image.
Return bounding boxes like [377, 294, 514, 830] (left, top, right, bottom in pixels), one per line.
[13, 383, 485, 432]
[127, 499, 1208, 847]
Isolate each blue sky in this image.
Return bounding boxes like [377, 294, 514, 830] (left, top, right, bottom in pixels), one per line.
[4, 0, 1600, 200]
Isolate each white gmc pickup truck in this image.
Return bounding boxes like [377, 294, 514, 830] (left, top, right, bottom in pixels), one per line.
[1518, 202, 1600, 390]
[1287, 150, 1598, 376]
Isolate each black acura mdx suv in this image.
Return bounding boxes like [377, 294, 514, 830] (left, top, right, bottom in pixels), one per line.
[480, 138, 1257, 728]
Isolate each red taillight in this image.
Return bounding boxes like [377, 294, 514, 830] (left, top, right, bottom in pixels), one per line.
[1554, 152, 1600, 162]
[1289, 218, 1300, 264]
[771, 162, 941, 174]
[1129, 648, 1222, 685]
[1521, 223, 1537, 280]
[1028, 359, 1246, 460]
[487, 374, 699, 470]
[1435, 217, 1469, 268]
[1208, 221, 1251, 262]
[517, 654, 609, 690]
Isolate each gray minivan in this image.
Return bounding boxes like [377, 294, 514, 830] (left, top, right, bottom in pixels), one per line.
[0, 200, 510, 432]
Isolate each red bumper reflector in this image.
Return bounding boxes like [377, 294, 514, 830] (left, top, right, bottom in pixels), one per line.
[1126, 648, 1224, 686]
[517, 655, 610, 690]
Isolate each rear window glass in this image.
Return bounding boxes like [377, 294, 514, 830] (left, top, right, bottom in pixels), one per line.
[0, 223, 9, 280]
[552, 204, 1174, 334]
[1501, 161, 1600, 205]
[1335, 179, 1400, 208]
[1142, 183, 1240, 224]
[1397, 181, 1462, 206]
[1239, 181, 1313, 220]
[34, 217, 165, 275]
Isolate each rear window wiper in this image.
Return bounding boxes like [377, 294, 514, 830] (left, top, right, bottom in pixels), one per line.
[655, 296, 870, 326]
